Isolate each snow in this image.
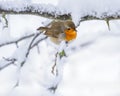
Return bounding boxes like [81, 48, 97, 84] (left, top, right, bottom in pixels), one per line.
[56, 21, 120, 96]
[0, 1, 67, 17]
[0, 0, 120, 96]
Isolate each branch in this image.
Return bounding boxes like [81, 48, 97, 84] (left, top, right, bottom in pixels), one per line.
[0, 33, 35, 47]
[13, 33, 47, 87]
[51, 52, 58, 75]
[0, 2, 71, 20]
[77, 12, 120, 27]
[0, 2, 120, 27]
[20, 32, 41, 66]
[0, 33, 47, 70]
[0, 57, 16, 70]
[31, 36, 47, 48]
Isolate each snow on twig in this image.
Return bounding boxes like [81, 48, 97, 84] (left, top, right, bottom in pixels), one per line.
[20, 32, 42, 66]
[0, 32, 47, 70]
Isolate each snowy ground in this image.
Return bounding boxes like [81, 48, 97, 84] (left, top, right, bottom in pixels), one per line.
[0, 0, 120, 96]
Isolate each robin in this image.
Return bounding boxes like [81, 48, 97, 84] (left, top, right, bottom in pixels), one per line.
[37, 20, 77, 44]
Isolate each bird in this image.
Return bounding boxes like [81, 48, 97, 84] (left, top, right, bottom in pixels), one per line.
[37, 20, 77, 44]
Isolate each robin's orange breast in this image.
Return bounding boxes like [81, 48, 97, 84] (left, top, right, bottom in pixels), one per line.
[64, 28, 77, 41]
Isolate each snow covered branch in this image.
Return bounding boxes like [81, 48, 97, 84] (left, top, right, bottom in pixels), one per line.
[0, 2, 71, 20]
[0, 2, 120, 27]
[0, 32, 47, 70]
[80, 12, 120, 21]
[77, 12, 120, 27]
[20, 33, 47, 67]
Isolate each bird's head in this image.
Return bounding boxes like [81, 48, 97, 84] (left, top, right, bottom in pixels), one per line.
[64, 20, 77, 41]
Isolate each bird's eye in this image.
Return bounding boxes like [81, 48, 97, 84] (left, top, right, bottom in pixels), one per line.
[67, 28, 71, 30]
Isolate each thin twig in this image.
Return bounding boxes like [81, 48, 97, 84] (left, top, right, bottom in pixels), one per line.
[20, 32, 41, 67]
[0, 57, 16, 70]
[0, 33, 35, 47]
[48, 85, 58, 93]
[0, 34, 46, 71]
[51, 52, 58, 75]
[2, 12, 8, 28]
[31, 36, 47, 48]
[26, 33, 41, 57]
[14, 33, 42, 88]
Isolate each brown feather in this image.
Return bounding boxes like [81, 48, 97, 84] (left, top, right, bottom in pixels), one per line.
[37, 27, 49, 31]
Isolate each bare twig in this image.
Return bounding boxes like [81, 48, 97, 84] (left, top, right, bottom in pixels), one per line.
[26, 33, 40, 57]
[51, 49, 67, 75]
[105, 19, 110, 30]
[30, 36, 48, 53]
[51, 52, 58, 75]
[20, 32, 42, 66]
[0, 57, 16, 70]
[31, 36, 47, 48]
[36, 45, 40, 54]
[2, 12, 8, 28]
[48, 85, 58, 93]
[0, 33, 35, 47]
[3, 57, 16, 61]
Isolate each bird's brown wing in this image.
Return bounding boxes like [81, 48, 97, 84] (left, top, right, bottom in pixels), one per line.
[45, 29, 60, 38]
[37, 20, 65, 38]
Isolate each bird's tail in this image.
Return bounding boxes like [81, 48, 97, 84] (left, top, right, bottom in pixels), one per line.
[37, 27, 49, 31]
